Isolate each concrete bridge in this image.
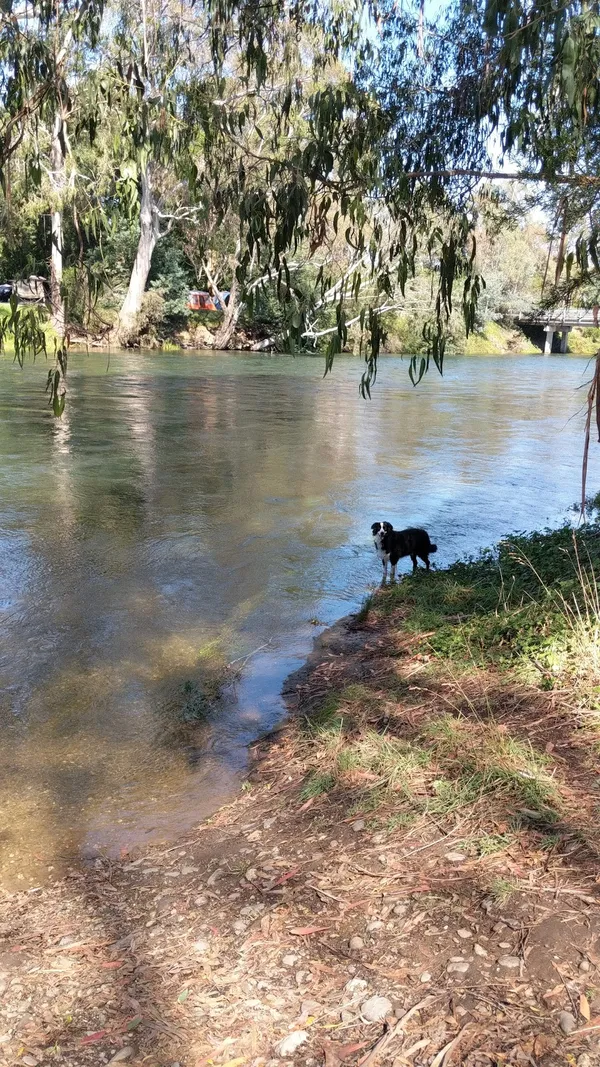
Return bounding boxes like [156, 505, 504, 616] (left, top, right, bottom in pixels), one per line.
[516, 308, 598, 353]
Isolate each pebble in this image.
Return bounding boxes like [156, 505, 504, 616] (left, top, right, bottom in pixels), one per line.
[447, 961, 470, 975]
[580, 959, 591, 972]
[474, 944, 488, 957]
[107, 1050, 134, 1065]
[498, 955, 521, 969]
[445, 852, 467, 862]
[498, 942, 512, 949]
[345, 977, 368, 996]
[245, 868, 259, 882]
[361, 996, 393, 1022]
[349, 936, 365, 951]
[457, 929, 472, 939]
[193, 939, 209, 955]
[393, 904, 408, 917]
[22, 1057, 38, 1067]
[233, 920, 248, 935]
[352, 820, 366, 832]
[558, 1010, 577, 1035]
[372, 832, 386, 844]
[282, 954, 299, 967]
[420, 972, 432, 983]
[577, 1054, 592, 1067]
[366, 920, 385, 932]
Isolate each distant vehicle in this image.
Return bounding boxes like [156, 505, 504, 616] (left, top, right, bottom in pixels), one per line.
[0, 277, 49, 304]
[188, 289, 230, 312]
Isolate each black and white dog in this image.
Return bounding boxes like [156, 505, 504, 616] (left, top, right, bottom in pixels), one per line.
[371, 521, 437, 580]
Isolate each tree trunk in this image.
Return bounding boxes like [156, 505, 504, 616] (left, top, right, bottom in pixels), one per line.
[115, 163, 159, 343]
[211, 271, 241, 349]
[49, 109, 66, 337]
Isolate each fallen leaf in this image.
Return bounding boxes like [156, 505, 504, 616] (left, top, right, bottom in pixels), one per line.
[290, 926, 330, 936]
[270, 867, 301, 887]
[221, 1059, 246, 1067]
[177, 989, 189, 1003]
[323, 1039, 370, 1066]
[580, 993, 591, 1022]
[100, 960, 124, 969]
[532, 1034, 557, 1057]
[543, 983, 565, 1002]
[80, 1031, 109, 1045]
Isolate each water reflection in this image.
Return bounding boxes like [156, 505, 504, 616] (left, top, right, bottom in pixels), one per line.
[0, 351, 597, 888]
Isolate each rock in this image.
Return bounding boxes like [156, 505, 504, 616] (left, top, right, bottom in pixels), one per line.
[445, 852, 467, 862]
[282, 954, 299, 967]
[457, 929, 472, 938]
[352, 820, 366, 832]
[246, 830, 262, 842]
[393, 903, 408, 917]
[233, 920, 248, 935]
[580, 959, 591, 972]
[474, 944, 488, 957]
[245, 868, 259, 882]
[420, 972, 432, 983]
[577, 1054, 592, 1067]
[367, 920, 385, 932]
[22, 1057, 38, 1066]
[558, 1011, 577, 1035]
[447, 961, 470, 975]
[498, 955, 521, 970]
[493, 922, 506, 934]
[193, 938, 209, 955]
[107, 1049, 134, 1065]
[361, 996, 393, 1022]
[498, 942, 512, 949]
[276, 1031, 309, 1057]
[372, 832, 386, 844]
[349, 936, 365, 951]
[345, 977, 368, 996]
[340, 1009, 354, 1023]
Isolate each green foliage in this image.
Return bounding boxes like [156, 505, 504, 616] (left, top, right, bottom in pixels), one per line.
[379, 524, 600, 695]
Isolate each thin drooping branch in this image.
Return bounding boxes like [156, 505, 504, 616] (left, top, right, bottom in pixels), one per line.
[400, 168, 600, 185]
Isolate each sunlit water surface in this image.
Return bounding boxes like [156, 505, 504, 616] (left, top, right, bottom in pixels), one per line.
[0, 350, 597, 887]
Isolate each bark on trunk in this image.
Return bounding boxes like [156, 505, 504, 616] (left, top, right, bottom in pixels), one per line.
[115, 163, 159, 343]
[211, 271, 241, 349]
[50, 109, 66, 337]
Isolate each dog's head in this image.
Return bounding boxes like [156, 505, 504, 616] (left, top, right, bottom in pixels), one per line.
[371, 521, 393, 543]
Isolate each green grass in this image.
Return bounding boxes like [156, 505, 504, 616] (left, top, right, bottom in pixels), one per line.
[374, 524, 600, 696]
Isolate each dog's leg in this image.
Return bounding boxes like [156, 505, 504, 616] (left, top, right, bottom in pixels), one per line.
[390, 562, 396, 581]
[382, 559, 388, 581]
[411, 554, 418, 571]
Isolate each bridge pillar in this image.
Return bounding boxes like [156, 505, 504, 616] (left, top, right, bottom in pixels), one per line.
[559, 328, 571, 353]
[544, 328, 555, 354]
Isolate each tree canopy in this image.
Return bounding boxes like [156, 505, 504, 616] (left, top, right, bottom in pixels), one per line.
[1, 0, 600, 409]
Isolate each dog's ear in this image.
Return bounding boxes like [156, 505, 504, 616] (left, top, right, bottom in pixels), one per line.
[371, 522, 379, 534]
[383, 521, 393, 533]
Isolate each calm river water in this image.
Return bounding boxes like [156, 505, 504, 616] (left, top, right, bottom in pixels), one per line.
[0, 350, 597, 887]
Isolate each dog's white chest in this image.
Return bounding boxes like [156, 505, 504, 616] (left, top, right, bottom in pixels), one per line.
[373, 534, 390, 563]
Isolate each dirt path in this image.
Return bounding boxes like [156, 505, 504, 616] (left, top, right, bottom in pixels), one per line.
[2, 610, 600, 1067]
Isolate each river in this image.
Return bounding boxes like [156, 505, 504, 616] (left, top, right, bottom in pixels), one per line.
[0, 350, 597, 888]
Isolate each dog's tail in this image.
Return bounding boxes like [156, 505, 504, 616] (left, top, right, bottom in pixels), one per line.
[429, 542, 438, 553]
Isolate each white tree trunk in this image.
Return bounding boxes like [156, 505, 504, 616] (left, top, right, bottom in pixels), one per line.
[115, 163, 159, 343]
[211, 271, 241, 349]
[50, 110, 66, 337]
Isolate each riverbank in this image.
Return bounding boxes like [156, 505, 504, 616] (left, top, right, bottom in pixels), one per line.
[3, 524, 600, 1067]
